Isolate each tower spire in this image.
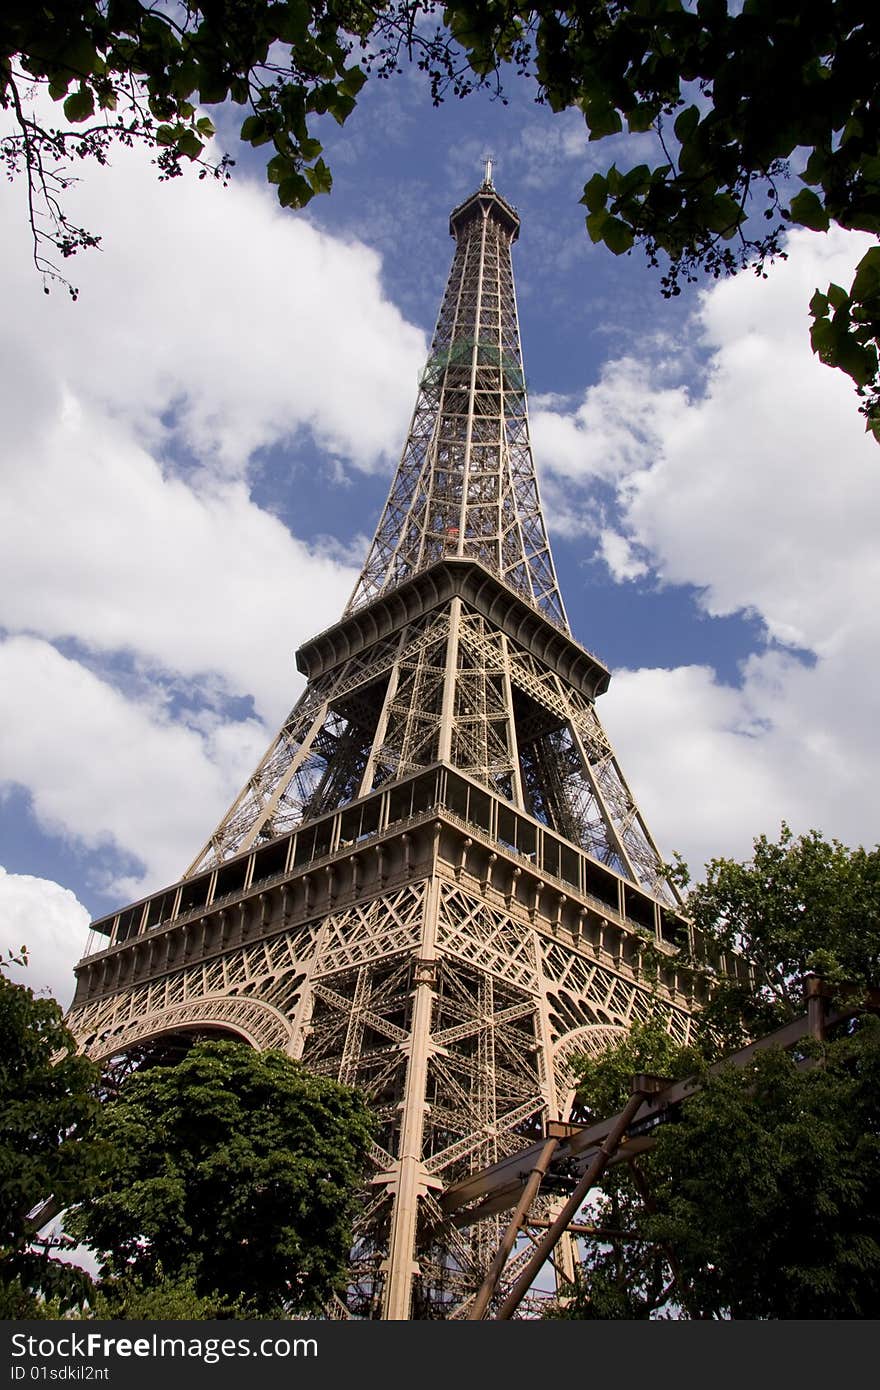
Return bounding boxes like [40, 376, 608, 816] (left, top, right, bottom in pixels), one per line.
[347, 177, 568, 630]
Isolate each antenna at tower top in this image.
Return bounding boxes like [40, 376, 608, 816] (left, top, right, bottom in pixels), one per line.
[483, 157, 494, 188]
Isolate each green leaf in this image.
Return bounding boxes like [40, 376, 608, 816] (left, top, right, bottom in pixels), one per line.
[846, 211, 880, 234]
[580, 173, 608, 214]
[810, 317, 835, 360]
[278, 175, 313, 208]
[241, 115, 269, 145]
[705, 193, 742, 237]
[586, 106, 623, 140]
[836, 338, 878, 388]
[169, 60, 200, 100]
[196, 73, 229, 105]
[340, 66, 367, 98]
[619, 164, 651, 197]
[177, 130, 204, 160]
[851, 248, 880, 303]
[841, 115, 864, 145]
[267, 153, 296, 185]
[56, 37, 99, 80]
[827, 283, 849, 312]
[677, 136, 707, 178]
[788, 188, 830, 232]
[802, 148, 831, 187]
[155, 124, 177, 147]
[809, 289, 829, 319]
[64, 1038, 375, 1316]
[602, 217, 635, 255]
[674, 104, 700, 144]
[328, 90, 356, 126]
[862, 156, 880, 184]
[276, 0, 311, 44]
[627, 103, 656, 134]
[305, 158, 332, 195]
[586, 209, 610, 244]
[63, 85, 95, 123]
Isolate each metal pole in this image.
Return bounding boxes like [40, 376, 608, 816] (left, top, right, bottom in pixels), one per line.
[630, 1159, 685, 1299]
[468, 1136, 559, 1320]
[805, 974, 830, 1041]
[495, 1089, 646, 1319]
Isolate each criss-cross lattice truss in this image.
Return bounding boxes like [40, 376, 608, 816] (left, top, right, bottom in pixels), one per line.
[185, 587, 672, 902]
[66, 174, 720, 1320]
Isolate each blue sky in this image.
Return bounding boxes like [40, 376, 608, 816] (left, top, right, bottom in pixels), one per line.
[2, 62, 879, 1006]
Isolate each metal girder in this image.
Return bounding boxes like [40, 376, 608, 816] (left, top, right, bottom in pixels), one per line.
[440, 994, 861, 1231]
[443, 982, 880, 1318]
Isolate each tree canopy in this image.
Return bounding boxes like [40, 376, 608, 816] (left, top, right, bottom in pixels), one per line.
[551, 825, 880, 1319]
[66, 1037, 375, 1316]
[554, 1018, 880, 1319]
[3, 2, 879, 432]
[671, 821, 880, 1048]
[0, 958, 102, 1317]
[1, 960, 375, 1317]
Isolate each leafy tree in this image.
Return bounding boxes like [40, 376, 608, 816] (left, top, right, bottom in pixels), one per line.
[673, 822, 880, 1050]
[66, 1038, 375, 1315]
[0, 956, 102, 1316]
[78, 1270, 248, 1320]
[549, 826, 880, 1319]
[553, 1022, 880, 1319]
[647, 1025, 880, 1319]
[4, 3, 880, 433]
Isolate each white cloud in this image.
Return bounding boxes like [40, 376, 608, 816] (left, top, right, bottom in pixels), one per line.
[531, 357, 690, 485]
[0, 123, 426, 477]
[0, 636, 268, 897]
[511, 110, 663, 191]
[539, 227, 880, 874]
[601, 665, 782, 869]
[0, 107, 427, 731]
[601, 634, 880, 878]
[618, 231, 880, 653]
[0, 867, 90, 1008]
[538, 228, 880, 646]
[598, 527, 649, 582]
[0, 116, 432, 900]
[0, 390, 354, 726]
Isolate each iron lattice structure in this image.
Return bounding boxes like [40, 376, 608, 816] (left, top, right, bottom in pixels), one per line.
[67, 175, 722, 1319]
[347, 182, 566, 627]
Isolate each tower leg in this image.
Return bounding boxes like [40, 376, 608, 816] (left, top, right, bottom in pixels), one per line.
[381, 874, 440, 1319]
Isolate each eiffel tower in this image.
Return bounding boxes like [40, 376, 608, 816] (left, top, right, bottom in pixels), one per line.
[67, 168, 701, 1319]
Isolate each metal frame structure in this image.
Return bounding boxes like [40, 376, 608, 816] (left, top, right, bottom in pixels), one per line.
[66, 173, 730, 1319]
[453, 977, 880, 1319]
